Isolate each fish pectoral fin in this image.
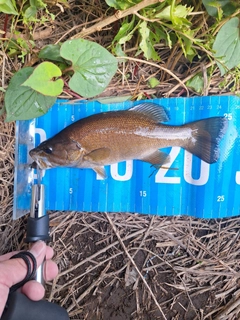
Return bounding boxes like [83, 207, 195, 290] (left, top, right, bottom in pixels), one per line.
[139, 150, 170, 169]
[83, 148, 111, 164]
[93, 166, 107, 179]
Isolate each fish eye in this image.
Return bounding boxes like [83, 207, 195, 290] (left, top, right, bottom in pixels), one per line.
[44, 147, 53, 154]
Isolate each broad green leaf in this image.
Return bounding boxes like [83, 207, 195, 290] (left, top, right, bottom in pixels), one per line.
[171, 5, 192, 26]
[0, 0, 18, 14]
[39, 44, 66, 63]
[22, 62, 63, 96]
[139, 21, 159, 61]
[213, 17, 240, 75]
[24, 5, 37, 19]
[202, 0, 235, 17]
[60, 39, 118, 98]
[30, 0, 46, 9]
[186, 73, 204, 93]
[155, 5, 171, 20]
[155, 5, 192, 22]
[105, 0, 141, 10]
[4, 67, 56, 122]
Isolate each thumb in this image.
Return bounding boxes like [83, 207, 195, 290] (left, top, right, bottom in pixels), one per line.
[0, 241, 47, 317]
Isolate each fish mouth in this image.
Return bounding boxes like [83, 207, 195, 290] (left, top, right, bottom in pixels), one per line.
[30, 157, 54, 170]
[30, 161, 38, 169]
[29, 149, 54, 169]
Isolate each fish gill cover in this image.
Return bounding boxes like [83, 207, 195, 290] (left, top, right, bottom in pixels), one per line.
[14, 96, 240, 219]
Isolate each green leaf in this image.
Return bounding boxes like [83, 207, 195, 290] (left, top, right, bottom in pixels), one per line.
[155, 5, 172, 20]
[0, 0, 18, 14]
[22, 62, 63, 96]
[4, 67, 56, 122]
[39, 44, 66, 63]
[177, 29, 198, 61]
[60, 39, 118, 98]
[186, 73, 204, 93]
[112, 43, 127, 60]
[112, 18, 141, 58]
[202, 0, 235, 17]
[30, 0, 46, 9]
[113, 17, 136, 45]
[105, 0, 141, 10]
[148, 77, 160, 88]
[24, 5, 37, 19]
[113, 17, 135, 43]
[155, 4, 192, 23]
[213, 17, 240, 75]
[139, 21, 160, 61]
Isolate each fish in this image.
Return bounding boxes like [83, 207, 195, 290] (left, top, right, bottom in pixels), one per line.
[29, 103, 228, 178]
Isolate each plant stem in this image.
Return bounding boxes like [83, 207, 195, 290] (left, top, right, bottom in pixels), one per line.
[62, 66, 74, 74]
[117, 56, 189, 96]
[72, 0, 164, 39]
[3, 14, 9, 38]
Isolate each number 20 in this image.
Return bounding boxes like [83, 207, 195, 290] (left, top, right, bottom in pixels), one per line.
[155, 147, 210, 186]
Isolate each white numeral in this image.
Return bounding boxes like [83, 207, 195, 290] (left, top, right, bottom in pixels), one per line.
[110, 160, 133, 181]
[224, 113, 232, 120]
[184, 151, 210, 186]
[217, 195, 224, 202]
[236, 171, 240, 185]
[140, 191, 147, 197]
[155, 147, 181, 184]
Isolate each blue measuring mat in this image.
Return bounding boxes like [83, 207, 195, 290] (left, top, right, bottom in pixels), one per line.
[13, 95, 240, 219]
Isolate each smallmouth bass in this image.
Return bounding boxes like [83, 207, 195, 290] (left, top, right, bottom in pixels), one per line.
[29, 103, 228, 178]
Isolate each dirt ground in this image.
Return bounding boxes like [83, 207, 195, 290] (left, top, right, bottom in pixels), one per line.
[1, 1, 240, 319]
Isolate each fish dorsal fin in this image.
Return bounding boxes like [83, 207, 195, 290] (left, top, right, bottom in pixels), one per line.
[129, 103, 169, 123]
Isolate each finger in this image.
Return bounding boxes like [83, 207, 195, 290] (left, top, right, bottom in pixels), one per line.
[21, 280, 45, 301]
[44, 260, 58, 281]
[45, 246, 54, 260]
[0, 251, 19, 262]
[0, 284, 10, 316]
[0, 241, 47, 290]
[0, 242, 54, 317]
[21, 260, 59, 301]
[0, 245, 53, 263]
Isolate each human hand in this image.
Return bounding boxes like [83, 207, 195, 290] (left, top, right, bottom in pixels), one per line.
[0, 241, 58, 317]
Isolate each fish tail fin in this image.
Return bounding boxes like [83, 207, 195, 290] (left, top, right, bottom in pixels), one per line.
[183, 117, 228, 164]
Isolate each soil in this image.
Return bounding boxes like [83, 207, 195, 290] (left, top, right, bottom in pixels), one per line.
[43, 212, 240, 320]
